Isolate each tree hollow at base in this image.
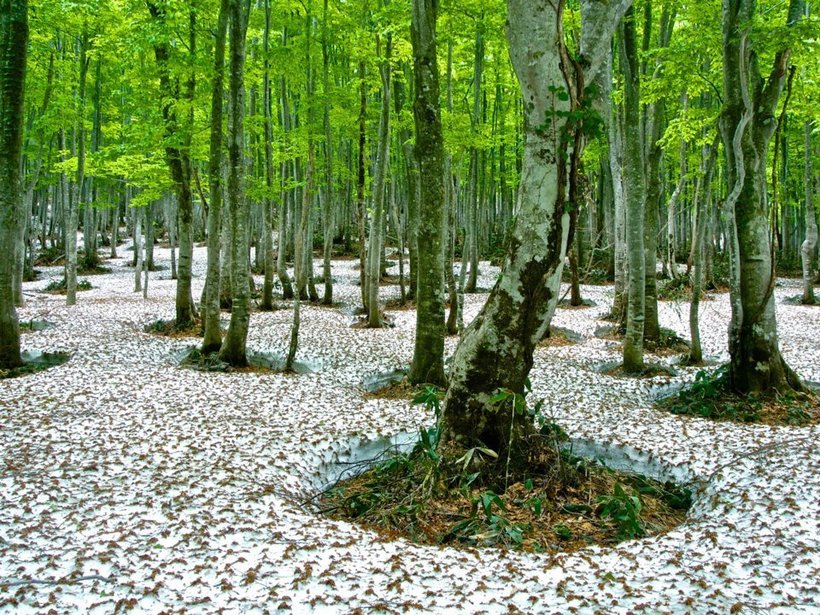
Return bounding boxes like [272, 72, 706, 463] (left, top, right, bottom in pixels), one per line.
[319, 435, 691, 553]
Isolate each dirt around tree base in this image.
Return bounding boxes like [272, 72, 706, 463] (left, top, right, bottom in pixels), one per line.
[659, 365, 820, 426]
[143, 318, 202, 338]
[319, 436, 691, 553]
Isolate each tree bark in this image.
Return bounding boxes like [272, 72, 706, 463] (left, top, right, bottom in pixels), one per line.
[0, 0, 27, 369]
[202, 0, 229, 353]
[408, 0, 446, 386]
[801, 121, 817, 304]
[365, 37, 391, 328]
[219, 0, 250, 367]
[441, 0, 629, 453]
[719, 0, 805, 394]
[620, 7, 646, 373]
[147, 2, 197, 328]
[689, 136, 719, 364]
[67, 30, 89, 307]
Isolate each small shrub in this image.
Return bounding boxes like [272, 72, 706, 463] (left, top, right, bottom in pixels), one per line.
[596, 483, 644, 539]
[44, 278, 92, 292]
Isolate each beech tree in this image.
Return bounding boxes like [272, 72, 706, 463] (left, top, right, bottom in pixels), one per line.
[408, 0, 446, 386]
[719, 0, 806, 394]
[440, 0, 630, 453]
[0, 0, 28, 369]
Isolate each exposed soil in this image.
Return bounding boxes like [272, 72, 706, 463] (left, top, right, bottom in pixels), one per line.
[363, 379, 418, 401]
[143, 318, 202, 338]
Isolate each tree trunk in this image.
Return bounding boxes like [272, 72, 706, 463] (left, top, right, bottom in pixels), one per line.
[440, 0, 628, 453]
[147, 2, 197, 328]
[320, 0, 334, 306]
[0, 0, 27, 369]
[689, 137, 719, 364]
[464, 27, 484, 294]
[67, 31, 89, 307]
[365, 38, 391, 328]
[620, 7, 646, 373]
[356, 60, 368, 309]
[801, 121, 817, 304]
[219, 0, 250, 367]
[408, 0, 446, 386]
[719, 0, 805, 395]
[202, 0, 229, 353]
[133, 205, 143, 293]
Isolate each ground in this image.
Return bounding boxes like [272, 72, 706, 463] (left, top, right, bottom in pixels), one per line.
[1, 243, 819, 613]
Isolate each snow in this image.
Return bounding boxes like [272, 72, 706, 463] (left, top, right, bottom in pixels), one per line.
[1, 245, 818, 613]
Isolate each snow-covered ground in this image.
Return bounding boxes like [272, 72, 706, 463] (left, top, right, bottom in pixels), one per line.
[1, 245, 818, 613]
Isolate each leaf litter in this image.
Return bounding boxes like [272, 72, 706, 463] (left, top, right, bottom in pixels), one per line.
[0, 245, 818, 613]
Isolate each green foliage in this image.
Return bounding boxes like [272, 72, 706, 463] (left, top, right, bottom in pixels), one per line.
[44, 278, 92, 292]
[596, 483, 644, 539]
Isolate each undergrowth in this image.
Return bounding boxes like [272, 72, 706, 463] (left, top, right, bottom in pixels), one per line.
[320, 386, 691, 552]
[44, 278, 92, 292]
[660, 365, 819, 426]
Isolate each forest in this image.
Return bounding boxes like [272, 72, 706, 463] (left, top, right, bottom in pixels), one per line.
[1, 0, 819, 611]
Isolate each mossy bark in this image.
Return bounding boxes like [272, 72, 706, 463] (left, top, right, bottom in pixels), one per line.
[719, 0, 806, 395]
[408, 0, 446, 387]
[441, 0, 629, 453]
[0, 0, 27, 369]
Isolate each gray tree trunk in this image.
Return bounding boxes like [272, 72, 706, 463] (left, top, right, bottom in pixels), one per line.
[0, 0, 27, 369]
[67, 31, 89, 307]
[620, 7, 646, 373]
[801, 121, 817, 304]
[202, 0, 228, 353]
[320, 0, 334, 306]
[408, 0, 446, 386]
[147, 2, 197, 327]
[441, 0, 629, 452]
[689, 137, 719, 364]
[365, 38, 391, 328]
[719, 0, 805, 394]
[219, 0, 250, 367]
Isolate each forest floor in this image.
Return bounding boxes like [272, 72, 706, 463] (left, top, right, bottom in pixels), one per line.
[1, 243, 819, 613]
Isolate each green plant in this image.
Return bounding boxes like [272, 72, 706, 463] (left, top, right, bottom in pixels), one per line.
[553, 523, 572, 541]
[45, 278, 92, 292]
[596, 483, 644, 539]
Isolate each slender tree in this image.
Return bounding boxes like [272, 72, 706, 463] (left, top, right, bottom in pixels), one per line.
[202, 0, 230, 354]
[147, 2, 197, 328]
[0, 0, 28, 369]
[801, 121, 817, 304]
[620, 7, 646, 373]
[408, 0, 446, 386]
[219, 0, 251, 366]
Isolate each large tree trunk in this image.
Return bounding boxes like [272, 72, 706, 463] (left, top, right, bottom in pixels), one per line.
[408, 0, 446, 386]
[641, 7, 674, 342]
[719, 0, 805, 395]
[620, 7, 646, 373]
[0, 0, 27, 369]
[219, 0, 250, 367]
[441, 0, 629, 452]
[801, 121, 817, 305]
[202, 0, 229, 354]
